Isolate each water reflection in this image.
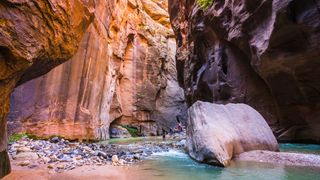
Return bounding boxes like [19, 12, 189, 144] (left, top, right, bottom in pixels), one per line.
[103, 138, 320, 180]
[133, 150, 320, 180]
[280, 143, 320, 154]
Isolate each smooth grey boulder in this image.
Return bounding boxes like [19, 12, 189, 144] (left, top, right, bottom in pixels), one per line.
[187, 101, 279, 166]
[109, 125, 132, 139]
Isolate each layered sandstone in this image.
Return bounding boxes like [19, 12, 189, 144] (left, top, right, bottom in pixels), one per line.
[9, 0, 186, 140]
[0, 0, 95, 177]
[187, 101, 278, 166]
[169, 0, 320, 143]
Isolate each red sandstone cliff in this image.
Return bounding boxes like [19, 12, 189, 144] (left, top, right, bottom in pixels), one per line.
[8, 0, 186, 140]
[0, 0, 95, 177]
[169, 0, 320, 143]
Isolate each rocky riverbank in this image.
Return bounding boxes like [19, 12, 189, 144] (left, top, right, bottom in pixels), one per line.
[6, 132, 320, 180]
[7, 134, 186, 173]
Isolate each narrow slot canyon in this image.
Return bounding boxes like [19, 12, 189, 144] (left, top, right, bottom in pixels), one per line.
[1, 0, 320, 179]
[7, 0, 186, 141]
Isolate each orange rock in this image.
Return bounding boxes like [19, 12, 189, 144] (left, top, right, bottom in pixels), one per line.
[0, 0, 95, 178]
[9, 0, 187, 140]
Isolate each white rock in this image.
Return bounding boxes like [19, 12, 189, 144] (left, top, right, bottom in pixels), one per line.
[187, 101, 279, 167]
[57, 164, 65, 169]
[112, 155, 119, 163]
[42, 157, 51, 164]
[17, 147, 32, 153]
[18, 160, 30, 166]
[14, 152, 39, 161]
[118, 159, 126, 165]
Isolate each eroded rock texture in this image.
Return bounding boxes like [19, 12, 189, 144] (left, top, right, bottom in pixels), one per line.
[169, 0, 320, 143]
[9, 0, 186, 140]
[187, 101, 278, 166]
[0, 0, 95, 177]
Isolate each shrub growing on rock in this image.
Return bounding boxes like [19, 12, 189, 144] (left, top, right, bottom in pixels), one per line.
[197, 0, 214, 9]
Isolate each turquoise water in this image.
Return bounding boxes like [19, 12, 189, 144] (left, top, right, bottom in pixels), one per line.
[131, 144, 320, 180]
[280, 143, 320, 154]
[105, 138, 320, 179]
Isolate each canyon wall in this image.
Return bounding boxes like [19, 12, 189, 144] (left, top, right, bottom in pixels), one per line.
[169, 0, 320, 143]
[8, 0, 186, 140]
[0, 0, 95, 177]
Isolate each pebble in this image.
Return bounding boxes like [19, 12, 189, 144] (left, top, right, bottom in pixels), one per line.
[57, 164, 65, 169]
[50, 137, 60, 143]
[8, 132, 186, 172]
[28, 164, 38, 169]
[18, 160, 30, 166]
[14, 152, 39, 161]
[17, 147, 32, 153]
[42, 157, 51, 164]
[112, 155, 119, 163]
[118, 159, 126, 165]
[97, 151, 108, 159]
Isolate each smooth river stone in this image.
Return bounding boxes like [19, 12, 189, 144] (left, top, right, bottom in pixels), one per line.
[187, 101, 279, 166]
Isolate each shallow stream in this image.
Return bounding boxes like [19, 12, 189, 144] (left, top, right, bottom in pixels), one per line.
[109, 138, 320, 180]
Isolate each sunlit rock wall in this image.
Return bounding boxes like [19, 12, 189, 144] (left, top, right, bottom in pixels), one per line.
[0, 0, 95, 177]
[9, 0, 186, 140]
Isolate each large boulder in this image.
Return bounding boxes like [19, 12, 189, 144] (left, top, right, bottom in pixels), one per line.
[187, 101, 279, 166]
[169, 0, 320, 143]
[109, 125, 132, 139]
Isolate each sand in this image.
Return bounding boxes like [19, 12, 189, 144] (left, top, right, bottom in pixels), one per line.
[3, 164, 134, 180]
[235, 150, 320, 167]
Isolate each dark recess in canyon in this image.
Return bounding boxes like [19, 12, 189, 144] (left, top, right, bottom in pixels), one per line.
[169, 0, 320, 143]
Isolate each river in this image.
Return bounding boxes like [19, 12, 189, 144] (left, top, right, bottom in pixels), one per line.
[110, 138, 320, 180]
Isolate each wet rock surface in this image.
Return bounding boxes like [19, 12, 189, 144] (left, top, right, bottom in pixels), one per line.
[169, 0, 320, 143]
[236, 150, 320, 167]
[187, 101, 279, 166]
[8, 134, 186, 173]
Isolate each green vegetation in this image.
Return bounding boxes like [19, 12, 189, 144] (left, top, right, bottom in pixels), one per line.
[8, 132, 37, 143]
[106, 137, 147, 144]
[121, 125, 139, 137]
[197, 0, 214, 9]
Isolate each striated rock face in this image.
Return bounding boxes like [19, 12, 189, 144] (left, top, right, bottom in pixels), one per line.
[169, 0, 320, 143]
[0, 0, 95, 177]
[9, 0, 187, 140]
[187, 101, 278, 166]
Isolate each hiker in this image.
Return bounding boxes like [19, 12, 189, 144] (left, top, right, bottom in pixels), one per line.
[162, 128, 167, 140]
[174, 116, 183, 133]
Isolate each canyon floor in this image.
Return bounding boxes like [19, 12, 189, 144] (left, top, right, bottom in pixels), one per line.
[5, 149, 320, 180]
[4, 164, 133, 180]
[3, 135, 320, 180]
